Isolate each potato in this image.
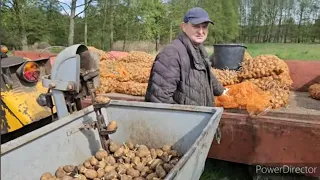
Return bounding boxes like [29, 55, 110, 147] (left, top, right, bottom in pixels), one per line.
[140, 157, 147, 166]
[126, 151, 136, 159]
[84, 169, 98, 179]
[160, 152, 171, 163]
[114, 147, 125, 158]
[97, 168, 105, 178]
[140, 171, 148, 178]
[135, 145, 150, 158]
[134, 162, 145, 172]
[74, 174, 87, 180]
[97, 160, 107, 169]
[109, 141, 120, 153]
[169, 158, 179, 165]
[117, 158, 124, 164]
[142, 166, 152, 174]
[150, 149, 157, 159]
[169, 150, 178, 157]
[120, 174, 133, 180]
[124, 163, 132, 169]
[133, 178, 146, 180]
[40, 172, 54, 180]
[123, 147, 130, 155]
[105, 155, 116, 165]
[149, 159, 163, 170]
[105, 165, 116, 173]
[125, 142, 135, 150]
[63, 165, 75, 173]
[146, 173, 158, 180]
[155, 149, 163, 157]
[104, 170, 118, 180]
[123, 156, 131, 164]
[55, 167, 68, 178]
[132, 156, 140, 165]
[145, 156, 153, 165]
[93, 178, 100, 180]
[90, 156, 99, 166]
[116, 164, 127, 174]
[78, 165, 87, 174]
[95, 149, 109, 161]
[83, 160, 93, 169]
[107, 120, 118, 132]
[162, 145, 171, 153]
[61, 176, 73, 180]
[126, 168, 140, 178]
[163, 163, 174, 172]
[156, 165, 166, 178]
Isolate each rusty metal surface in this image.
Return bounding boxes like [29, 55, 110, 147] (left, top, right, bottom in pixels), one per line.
[207, 112, 320, 177]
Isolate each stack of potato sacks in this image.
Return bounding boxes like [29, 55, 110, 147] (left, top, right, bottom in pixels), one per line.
[90, 46, 293, 115]
[212, 52, 293, 115]
[94, 49, 154, 96]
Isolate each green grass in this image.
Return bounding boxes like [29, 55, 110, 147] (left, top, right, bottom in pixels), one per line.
[205, 43, 320, 61]
[200, 159, 252, 180]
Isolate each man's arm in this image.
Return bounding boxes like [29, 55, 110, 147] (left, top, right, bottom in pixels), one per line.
[210, 72, 225, 96]
[145, 48, 180, 104]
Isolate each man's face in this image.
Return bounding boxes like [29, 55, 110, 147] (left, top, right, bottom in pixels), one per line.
[181, 22, 209, 45]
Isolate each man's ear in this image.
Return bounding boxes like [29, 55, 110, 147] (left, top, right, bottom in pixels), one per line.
[180, 22, 186, 31]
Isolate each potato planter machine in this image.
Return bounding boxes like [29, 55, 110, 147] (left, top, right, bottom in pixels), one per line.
[1, 44, 224, 180]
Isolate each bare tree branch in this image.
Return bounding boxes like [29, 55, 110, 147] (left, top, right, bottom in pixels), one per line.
[59, 3, 70, 15]
[57, 0, 71, 9]
[73, 0, 93, 18]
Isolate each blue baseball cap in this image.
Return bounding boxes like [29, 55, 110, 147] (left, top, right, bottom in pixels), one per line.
[183, 7, 214, 25]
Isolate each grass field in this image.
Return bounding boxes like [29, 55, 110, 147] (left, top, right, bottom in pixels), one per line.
[205, 43, 320, 61]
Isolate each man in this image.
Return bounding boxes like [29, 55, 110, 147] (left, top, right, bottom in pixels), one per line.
[145, 7, 228, 107]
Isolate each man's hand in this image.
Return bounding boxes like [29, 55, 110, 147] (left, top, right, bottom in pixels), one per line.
[222, 88, 230, 95]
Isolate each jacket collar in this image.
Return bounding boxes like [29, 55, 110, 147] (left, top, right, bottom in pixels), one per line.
[178, 32, 211, 70]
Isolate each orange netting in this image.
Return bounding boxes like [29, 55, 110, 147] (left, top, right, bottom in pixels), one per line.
[215, 81, 272, 115]
[94, 50, 154, 96]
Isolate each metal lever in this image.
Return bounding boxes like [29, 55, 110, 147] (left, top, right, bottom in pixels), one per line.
[80, 80, 117, 151]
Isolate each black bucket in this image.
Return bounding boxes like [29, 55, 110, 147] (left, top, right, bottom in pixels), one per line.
[210, 44, 247, 70]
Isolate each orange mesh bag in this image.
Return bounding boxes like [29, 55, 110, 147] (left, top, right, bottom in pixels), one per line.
[88, 46, 110, 61]
[215, 81, 272, 115]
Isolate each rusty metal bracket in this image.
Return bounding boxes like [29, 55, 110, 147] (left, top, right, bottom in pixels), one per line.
[215, 126, 222, 144]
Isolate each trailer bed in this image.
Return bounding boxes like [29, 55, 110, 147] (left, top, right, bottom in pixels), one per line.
[83, 91, 320, 118]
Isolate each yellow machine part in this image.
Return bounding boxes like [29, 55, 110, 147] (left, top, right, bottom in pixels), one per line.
[1, 82, 56, 133]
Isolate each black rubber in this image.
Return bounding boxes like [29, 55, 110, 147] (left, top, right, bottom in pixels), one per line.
[210, 44, 247, 71]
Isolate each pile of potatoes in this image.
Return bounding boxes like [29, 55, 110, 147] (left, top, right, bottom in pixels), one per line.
[114, 82, 148, 96]
[212, 53, 293, 110]
[88, 46, 110, 61]
[40, 141, 181, 180]
[238, 55, 288, 79]
[266, 87, 290, 109]
[211, 68, 240, 86]
[117, 51, 154, 64]
[95, 50, 154, 96]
